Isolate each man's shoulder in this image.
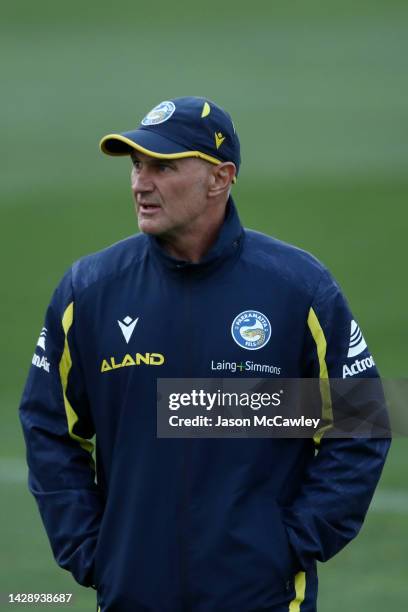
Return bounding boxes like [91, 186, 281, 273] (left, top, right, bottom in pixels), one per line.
[71, 233, 148, 294]
[245, 229, 326, 277]
[243, 229, 329, 303]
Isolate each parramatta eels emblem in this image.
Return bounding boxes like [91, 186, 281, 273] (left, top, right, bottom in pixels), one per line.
[141, 101, 176, 126]
[231, 310, 271, 350]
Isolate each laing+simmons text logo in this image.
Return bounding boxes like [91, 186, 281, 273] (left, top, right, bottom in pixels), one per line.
[211, 359, 280, 375]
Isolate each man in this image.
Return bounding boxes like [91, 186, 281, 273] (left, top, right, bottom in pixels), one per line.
[20, 97, 390, 611]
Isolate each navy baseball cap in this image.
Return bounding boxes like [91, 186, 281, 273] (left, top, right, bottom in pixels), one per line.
[100, 96, 241, 178]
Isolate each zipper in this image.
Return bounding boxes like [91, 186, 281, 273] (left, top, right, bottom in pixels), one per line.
[179, 274, 194, 611]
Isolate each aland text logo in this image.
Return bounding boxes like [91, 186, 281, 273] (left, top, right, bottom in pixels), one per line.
[231, 311, 271, 351]
[347, 320, 367, 358]
[101, 353, 165, 373]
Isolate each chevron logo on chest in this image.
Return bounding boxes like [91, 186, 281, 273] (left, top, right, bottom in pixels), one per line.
[118, 316, 139, 343]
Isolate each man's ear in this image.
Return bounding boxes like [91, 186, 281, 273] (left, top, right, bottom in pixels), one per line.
[208, 162, 236, 198]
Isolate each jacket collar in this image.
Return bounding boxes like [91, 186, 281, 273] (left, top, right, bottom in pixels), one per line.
[147, 196, 243, 273]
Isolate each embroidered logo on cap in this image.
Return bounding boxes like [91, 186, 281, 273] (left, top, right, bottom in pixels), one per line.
[201, 102, 211, 118]
[215, 132, 226, 149]
[141, 101, 176, 126]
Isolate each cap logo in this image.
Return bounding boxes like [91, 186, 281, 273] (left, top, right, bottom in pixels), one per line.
[201, 102, 211, 118]
[215, 132, 226, 149]
[141, 101, 176, 126]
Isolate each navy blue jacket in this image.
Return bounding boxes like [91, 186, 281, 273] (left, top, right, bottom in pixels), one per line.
[20, 199, 390, 611]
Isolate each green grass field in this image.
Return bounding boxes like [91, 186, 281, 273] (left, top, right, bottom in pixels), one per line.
[1, 1, 407, 609]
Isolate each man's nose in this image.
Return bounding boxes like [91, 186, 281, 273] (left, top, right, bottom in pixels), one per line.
[131, 167, 154, 192]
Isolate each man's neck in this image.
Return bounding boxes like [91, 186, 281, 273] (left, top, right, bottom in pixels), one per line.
[159, 203, 228, 263]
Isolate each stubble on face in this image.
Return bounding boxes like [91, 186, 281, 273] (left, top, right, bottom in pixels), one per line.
[131, 155, 214, 240]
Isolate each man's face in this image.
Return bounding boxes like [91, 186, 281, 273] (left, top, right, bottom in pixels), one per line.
[130, 152, 214, 238]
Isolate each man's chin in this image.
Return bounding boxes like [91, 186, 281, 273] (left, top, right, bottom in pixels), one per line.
[138, 218, 164, 235]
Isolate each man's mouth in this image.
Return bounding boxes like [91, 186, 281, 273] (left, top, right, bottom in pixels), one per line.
[139, 203, 161, 213]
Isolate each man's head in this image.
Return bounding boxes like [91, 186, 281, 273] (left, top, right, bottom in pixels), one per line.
[128, 150, 235, 238]
[100, 97, 240, 253]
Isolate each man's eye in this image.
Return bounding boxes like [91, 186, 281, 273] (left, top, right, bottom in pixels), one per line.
[158, 164, 169, 171]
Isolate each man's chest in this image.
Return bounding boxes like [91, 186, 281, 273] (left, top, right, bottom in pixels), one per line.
[76, 270, 309, 383]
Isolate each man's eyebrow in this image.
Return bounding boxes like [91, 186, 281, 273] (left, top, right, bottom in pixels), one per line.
[130, 154, 176, 166]
[151, 157, 177, 167]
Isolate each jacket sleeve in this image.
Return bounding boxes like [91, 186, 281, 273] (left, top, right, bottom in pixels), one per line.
[282, 267, 391, 570]
[19, 269, 104, 586]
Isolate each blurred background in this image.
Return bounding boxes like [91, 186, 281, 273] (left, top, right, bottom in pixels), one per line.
[1, 0, 406, 609]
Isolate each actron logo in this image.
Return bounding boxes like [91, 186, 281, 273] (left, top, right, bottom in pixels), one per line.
[343, 355, 375, 378]
[347, 320, 367, 358]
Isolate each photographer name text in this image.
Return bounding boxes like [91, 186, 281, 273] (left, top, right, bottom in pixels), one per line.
[168, 415, 321, 429]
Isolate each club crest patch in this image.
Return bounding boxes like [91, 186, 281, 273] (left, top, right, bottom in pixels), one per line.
[141, 101, 176, 126]
[231, 310, 271, 350]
